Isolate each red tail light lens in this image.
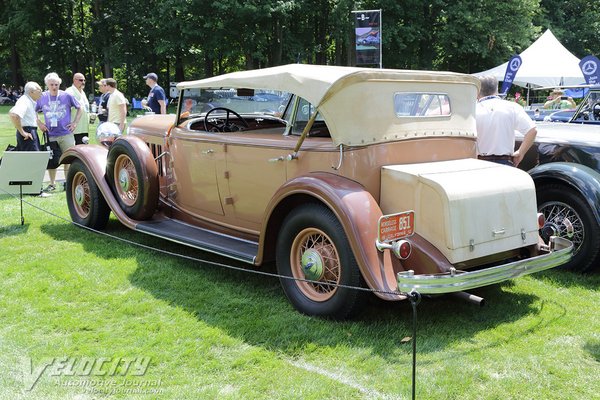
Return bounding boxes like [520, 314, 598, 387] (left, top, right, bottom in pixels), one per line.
[393, 240, 411, 260]
[537, 213, 545, 229]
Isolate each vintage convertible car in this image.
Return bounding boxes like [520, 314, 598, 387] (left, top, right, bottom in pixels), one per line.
[61, 64, 572, 318]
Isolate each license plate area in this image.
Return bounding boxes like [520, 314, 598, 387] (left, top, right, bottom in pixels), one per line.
[378, 211, 415, 243]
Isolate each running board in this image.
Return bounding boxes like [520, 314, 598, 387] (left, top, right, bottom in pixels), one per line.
[136, 219, 258, 264]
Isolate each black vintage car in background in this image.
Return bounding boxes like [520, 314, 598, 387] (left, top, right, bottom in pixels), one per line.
[517, 122, 600, 272]
[568, 87, 600, 125]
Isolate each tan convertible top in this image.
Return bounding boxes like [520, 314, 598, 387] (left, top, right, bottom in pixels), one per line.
[178, 64, 480, 146]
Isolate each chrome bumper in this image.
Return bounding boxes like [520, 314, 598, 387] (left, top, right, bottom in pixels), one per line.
[396, 236, 573, 294]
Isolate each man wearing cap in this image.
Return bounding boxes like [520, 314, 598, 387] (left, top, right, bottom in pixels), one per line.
[143, 72, 167, 114]
[543, 88, 576, 109]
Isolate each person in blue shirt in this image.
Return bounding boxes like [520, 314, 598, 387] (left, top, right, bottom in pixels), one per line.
[143, 72, 167, 114]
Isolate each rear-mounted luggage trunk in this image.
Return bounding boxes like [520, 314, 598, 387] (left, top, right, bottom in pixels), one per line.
[380, 158, 539, 264]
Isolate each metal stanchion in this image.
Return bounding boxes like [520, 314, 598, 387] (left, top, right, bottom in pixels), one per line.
[9, 180, 32, 225]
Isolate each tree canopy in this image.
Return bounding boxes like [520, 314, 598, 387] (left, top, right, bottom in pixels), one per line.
[1, 0, 598, 97]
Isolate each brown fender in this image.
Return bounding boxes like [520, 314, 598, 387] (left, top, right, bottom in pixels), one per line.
[260, 172, 403, 301]
[60, 141, 151, 230]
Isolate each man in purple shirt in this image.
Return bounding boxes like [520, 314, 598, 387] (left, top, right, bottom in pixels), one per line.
[36, 72, 82, 191]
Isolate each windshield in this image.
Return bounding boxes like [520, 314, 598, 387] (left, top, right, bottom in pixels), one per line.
[572, 90, 600, 122]
[179, 88, 291, 121]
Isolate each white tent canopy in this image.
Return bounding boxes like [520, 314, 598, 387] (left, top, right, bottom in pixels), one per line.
[474, 30, 584, 88]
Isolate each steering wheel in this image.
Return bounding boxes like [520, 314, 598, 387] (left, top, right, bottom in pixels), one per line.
[203, 107, 249, 132]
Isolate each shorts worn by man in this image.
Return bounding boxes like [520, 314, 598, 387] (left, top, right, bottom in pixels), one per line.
[8, 82, 43, 151]
[475, 76, 537, 167]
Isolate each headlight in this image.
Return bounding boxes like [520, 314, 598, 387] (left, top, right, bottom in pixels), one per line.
[96, 122, 122, 146]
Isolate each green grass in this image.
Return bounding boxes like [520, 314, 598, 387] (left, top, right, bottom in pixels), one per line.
[0, 106, 599, 399]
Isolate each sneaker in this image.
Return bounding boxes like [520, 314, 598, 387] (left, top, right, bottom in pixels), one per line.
[44, 184, 56, 192]
[37, 192, 51, 198]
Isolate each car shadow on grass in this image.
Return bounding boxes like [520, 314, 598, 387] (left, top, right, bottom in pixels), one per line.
[583, 339, 600, 363]
[41, 220, 557, 361]
[0, 222, 30, 236]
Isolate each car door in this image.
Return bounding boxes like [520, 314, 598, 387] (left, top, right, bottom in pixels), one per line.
[222, 135, 292, 229]
[168, 127, 226, 217]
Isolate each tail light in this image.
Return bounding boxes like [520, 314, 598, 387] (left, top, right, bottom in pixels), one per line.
[392, 240, 412, 260]
[537, 213, 545, 229]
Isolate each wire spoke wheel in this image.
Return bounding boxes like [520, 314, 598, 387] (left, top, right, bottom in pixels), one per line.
[276, 204, 364, 319]
[66, 160, 110, 230]
[290, 228, 341, 302]
[72, 171, 91, 219]
[106, 138, 159, 221]
[537, 184, 600, 272]
[114, 154, 139, 207]
[539, 200, 584, 252]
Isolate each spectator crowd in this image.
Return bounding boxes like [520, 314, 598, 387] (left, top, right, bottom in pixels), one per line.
[6, 71, 167, 194]
[0, 84, 23, 104]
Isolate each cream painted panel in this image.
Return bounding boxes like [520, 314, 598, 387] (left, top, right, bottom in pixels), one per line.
[381, 159, 539, 264]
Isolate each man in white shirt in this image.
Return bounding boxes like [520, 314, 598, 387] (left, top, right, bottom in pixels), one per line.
[105, 78, 128, 133]
[65, 72, 90, 144]
[8, 81, 43, 151]
[476, 76, 537, 167]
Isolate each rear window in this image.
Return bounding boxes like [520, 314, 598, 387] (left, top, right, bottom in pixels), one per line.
[394, 93, 451, 117]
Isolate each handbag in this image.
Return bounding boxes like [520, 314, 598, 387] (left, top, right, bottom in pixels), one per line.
[43, 132, 62, 169]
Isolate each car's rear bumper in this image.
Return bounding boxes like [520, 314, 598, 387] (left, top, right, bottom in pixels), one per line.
[396, 236, 572, 294]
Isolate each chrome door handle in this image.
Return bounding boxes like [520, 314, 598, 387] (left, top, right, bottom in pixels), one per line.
[201, 149, 214, 154]
[268, 156, 285, 162]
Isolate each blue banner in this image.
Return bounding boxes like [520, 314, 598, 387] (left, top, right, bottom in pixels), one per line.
[500, 55, 522, 94]
[579, 55, 600, 85]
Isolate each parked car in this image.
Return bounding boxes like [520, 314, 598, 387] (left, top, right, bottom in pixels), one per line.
[566, 87, 600, 125]
[61, 64, 572, 318]
[517, 122, 600, 272]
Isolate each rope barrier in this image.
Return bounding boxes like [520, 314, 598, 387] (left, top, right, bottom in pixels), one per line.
[0, 187, 408, 298]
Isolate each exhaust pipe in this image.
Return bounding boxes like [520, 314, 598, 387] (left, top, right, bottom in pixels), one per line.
[452, 291, 485, 307]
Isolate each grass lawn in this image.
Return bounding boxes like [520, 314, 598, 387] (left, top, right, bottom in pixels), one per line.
[0, 105, 599, 399]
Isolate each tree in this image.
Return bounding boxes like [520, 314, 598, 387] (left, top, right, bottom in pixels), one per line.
[0, 0, 593, 96]
[537, 0, 600, 58]
[436, 0, 540, 73]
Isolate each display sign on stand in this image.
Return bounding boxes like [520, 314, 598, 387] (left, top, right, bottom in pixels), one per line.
[353, 9, 382, 68]
[0, 151, 50, 224]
